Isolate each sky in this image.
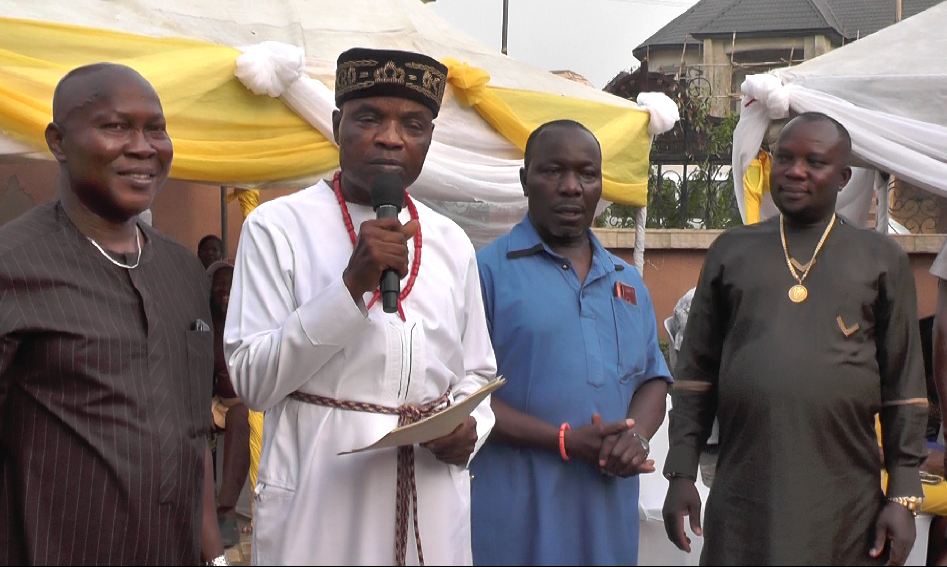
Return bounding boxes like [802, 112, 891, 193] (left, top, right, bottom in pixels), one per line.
[428, 0, 700, 88]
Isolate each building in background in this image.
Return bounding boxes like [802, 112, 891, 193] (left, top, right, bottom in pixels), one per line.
[633, 0, 940, 115]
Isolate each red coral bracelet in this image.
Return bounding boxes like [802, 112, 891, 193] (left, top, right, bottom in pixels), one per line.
[559, 422, 571, 461]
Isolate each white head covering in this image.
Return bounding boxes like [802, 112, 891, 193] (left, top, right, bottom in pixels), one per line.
[206, 259, 234, 283]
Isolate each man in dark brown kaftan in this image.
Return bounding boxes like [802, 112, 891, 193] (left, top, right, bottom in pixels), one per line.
[0, 64, 218, 565]
[663, 112, 928, 565]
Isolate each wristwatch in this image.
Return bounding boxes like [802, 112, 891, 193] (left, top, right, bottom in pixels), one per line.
[664, 471, 696, 481]
[887, 495, 923, 517]
[632, 431, 650, 457]
[208, 554, 230, 566]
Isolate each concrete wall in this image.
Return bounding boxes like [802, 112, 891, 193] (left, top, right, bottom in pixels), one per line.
[637, 45, 703, 75]
[639, 32, 833, 83]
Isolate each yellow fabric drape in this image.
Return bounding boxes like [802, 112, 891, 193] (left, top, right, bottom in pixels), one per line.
[0, 16, 338, 184]
[227, 188, 262, 219]
[444, 58, 653, 206]
[743, 150, 771, 224]
[224, 190, 266, 490]
[0, 18, 658, 205]
[248, 410, 264, 490]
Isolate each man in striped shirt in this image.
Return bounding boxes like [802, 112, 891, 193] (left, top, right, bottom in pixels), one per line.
[0, 63, 223, 565]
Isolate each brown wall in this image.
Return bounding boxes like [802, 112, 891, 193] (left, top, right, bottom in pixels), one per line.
[911, 254, 940, 320]
[610, 248, 708, 340]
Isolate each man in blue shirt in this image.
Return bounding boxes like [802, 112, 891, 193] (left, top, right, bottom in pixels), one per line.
[471, 119, 672, 565]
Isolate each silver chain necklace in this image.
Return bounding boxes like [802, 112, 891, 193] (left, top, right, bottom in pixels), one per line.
[86, 227, 142, 269]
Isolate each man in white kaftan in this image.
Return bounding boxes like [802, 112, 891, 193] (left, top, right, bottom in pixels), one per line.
[225, 48, 496, 566]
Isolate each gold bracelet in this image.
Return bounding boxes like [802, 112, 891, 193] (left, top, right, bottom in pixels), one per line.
[887, 495, 923, 517]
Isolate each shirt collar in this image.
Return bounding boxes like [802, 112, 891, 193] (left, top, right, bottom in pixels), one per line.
[505, 215, 625, 276]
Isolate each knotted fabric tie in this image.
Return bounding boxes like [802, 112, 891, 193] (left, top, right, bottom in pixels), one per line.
[288, 389, 452, 565]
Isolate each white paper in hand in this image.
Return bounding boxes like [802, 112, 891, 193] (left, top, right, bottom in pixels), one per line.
[339, 377, 505, 455]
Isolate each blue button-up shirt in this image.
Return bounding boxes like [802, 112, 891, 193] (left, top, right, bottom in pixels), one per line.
[471, 215, 670, 565]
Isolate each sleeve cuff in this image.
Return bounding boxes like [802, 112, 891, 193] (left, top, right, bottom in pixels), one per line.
[465, 392, 496, 468]
[887, 465, 924, 498]
[296, 277, 370, 347]
[640, 373, 674, 388]
[663, 446, 700, 480]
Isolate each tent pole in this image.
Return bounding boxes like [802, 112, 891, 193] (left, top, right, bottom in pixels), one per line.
[220, 186, 229, 259]
[876, 173, 890, 234]
[501, 0, 509, 55]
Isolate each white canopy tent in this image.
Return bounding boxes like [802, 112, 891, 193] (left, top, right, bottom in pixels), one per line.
[0, 0, 677, 249]
[732, 1, 947, 229]
[0, 1, 691, 559]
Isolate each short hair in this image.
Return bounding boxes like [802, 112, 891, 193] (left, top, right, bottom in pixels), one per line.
[52, 63, 150, 124]
[784, 111, 852, 156]
[523, 119, 600, 169]
[198, 234, 222, 249]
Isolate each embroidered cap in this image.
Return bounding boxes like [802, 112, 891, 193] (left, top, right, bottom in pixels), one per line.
[335, 47, 448, 117]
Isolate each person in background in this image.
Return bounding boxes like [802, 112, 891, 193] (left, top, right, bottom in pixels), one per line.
[198, 234, 224, 268]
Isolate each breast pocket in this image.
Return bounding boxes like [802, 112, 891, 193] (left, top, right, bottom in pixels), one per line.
[613, 298, 647, 385]
[830, 303, 875, 366]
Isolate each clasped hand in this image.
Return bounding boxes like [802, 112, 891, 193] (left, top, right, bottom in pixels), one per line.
[566, 413, 655, 477]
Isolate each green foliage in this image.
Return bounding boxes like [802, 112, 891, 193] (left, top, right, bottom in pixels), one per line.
[596, 163, 742, 230]
[659, 340, 671, 367]
[596, 99, 743, 230]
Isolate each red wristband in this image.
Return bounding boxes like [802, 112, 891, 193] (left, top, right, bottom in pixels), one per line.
[559, 422, 571, 461]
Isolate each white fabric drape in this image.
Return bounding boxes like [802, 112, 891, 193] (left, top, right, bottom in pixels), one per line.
[235, 41, 530, 247]
[734, 82, 947, 223]
[235, 41, 678, 248]
[1, 0, 680, 248]
[0, 0, 678, 247]
[732, 3, 947, 225]
[835, 167, 876, 228]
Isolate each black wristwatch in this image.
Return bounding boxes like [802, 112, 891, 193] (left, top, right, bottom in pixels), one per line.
[664, 471, 696, 481]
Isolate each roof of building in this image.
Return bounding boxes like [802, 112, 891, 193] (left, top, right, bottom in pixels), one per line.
[634, 0, 941, 56]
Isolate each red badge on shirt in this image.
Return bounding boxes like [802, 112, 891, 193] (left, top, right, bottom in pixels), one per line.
[614, 282, 637, 305]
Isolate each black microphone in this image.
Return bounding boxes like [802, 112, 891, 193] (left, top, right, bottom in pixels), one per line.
[370, 173, 405, 314]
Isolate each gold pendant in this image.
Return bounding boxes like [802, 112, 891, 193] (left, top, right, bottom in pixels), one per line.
[788, 284, 808, 303]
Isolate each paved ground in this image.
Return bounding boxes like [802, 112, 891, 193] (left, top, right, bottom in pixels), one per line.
[223, 515, 252, 566]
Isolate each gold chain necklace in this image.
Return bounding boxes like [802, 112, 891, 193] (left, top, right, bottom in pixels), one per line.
[779, 213, 835, 303]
